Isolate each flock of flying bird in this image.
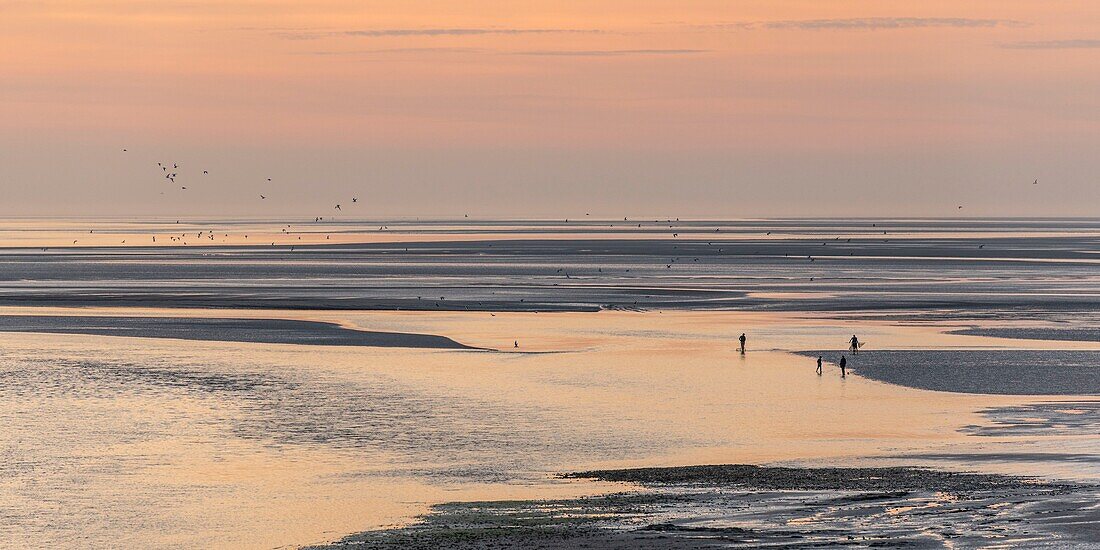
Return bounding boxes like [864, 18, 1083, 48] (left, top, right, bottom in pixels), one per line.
[148, 154, 358, 216]
[55, 148, 1041, 258]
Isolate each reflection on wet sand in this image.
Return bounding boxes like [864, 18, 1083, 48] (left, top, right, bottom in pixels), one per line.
[2, 308, 1097, 548]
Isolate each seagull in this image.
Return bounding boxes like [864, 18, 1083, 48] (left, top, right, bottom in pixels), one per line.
[203, 170, 208, 175]
[334, 204, 341, 210]
[352, 197, 358, 203]
[260, 195, 266, 199]
[1033, 179, 1039, 185]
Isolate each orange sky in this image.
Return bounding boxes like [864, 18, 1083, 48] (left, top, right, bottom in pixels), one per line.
[1, 1, 1097, 217]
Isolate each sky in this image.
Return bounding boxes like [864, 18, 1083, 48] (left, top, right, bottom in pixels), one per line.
[1, 1, 1098, 218]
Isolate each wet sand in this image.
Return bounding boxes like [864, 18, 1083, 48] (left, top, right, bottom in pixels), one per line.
[797, 350, 1100, 395]
[949, 327, 1100, 342]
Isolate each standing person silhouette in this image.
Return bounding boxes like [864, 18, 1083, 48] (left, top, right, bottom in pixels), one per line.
[849, 335, 860, 354]
[739, 333, 746, 354]
[839, 355, 847, 377]
[816, 356, 823, 375]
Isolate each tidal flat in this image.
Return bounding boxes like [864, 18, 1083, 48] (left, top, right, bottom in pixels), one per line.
[0, 219, 1097, 548]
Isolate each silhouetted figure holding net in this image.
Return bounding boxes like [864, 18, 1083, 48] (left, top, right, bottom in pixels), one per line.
[849, 335, 861, 354]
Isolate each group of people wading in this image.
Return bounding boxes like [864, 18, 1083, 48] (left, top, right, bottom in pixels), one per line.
[738, 333, 861, 378]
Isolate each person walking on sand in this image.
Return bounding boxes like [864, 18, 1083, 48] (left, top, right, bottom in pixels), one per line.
[839, 355, 847, 377]
[738, 333, 746, 354]
[514, 340, 518, 349]
[816, 356, 823, 375]
[849, 335, 860, 354]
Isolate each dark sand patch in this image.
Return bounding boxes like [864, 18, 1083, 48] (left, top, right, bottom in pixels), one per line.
[0, 315, 476, 349]
[564, 464, 1044, 492]
[950, 327, 1100, 342]
[797, 350, 1100, 395]
[309, 465, 1098, 549]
